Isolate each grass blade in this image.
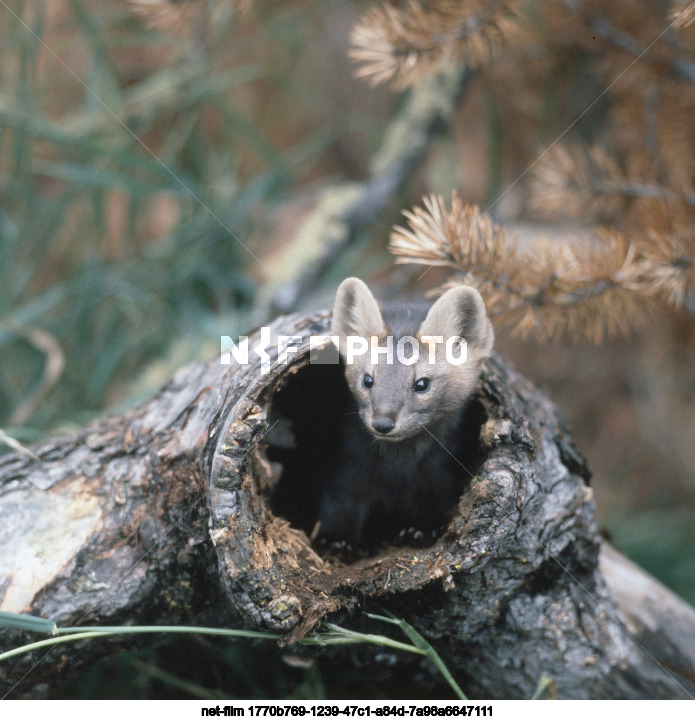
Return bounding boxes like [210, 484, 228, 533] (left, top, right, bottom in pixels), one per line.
[0, 611, 56, 634]
[366, 611, 468, 700]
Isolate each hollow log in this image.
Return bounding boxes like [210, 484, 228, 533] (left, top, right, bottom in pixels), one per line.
[1, 310, 694, 699]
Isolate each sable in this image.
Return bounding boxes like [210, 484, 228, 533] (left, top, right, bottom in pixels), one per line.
[317, 278, 493, 545]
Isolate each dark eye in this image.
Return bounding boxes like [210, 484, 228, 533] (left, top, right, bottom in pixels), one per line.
[413, 378, 430, 393]
[363, 374, 374, 389]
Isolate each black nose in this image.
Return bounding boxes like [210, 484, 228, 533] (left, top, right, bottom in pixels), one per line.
[372, 417, 395, 434]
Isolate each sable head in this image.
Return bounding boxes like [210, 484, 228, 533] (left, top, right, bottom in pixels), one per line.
[331, 278, 493, 442]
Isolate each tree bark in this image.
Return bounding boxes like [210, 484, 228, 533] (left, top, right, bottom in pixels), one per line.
[1, 310, 694, 699]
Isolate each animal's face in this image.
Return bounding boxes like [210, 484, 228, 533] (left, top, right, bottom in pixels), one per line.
[342, 338, 483, 442]
[332, 278, 494, 442]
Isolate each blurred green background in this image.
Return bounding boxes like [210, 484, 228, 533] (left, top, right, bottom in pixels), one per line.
[0, 0, 693, 699]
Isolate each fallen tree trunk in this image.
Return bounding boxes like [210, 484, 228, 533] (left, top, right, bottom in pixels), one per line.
[1, 310, 694, 699]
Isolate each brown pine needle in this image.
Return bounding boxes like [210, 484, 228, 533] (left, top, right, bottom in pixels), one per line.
[641, 229, 694, 307]
[529, 145, 633, 221]
[390, 193, 667, 343]
[350, 0, 522, 89]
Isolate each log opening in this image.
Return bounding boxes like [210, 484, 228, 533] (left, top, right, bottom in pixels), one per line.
[208, 314, 505, 641]
[265, 358, 489, 555]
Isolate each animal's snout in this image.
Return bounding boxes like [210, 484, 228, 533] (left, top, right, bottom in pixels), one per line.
[372, 417, 396, 434]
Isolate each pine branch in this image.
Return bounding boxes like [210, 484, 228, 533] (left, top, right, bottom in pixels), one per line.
[349, 0, 522, 89]
[389, 193, 690, 342]
[529, 145, 627, 221]
[529, 144, 695, 221]
[388, 193, 526, 318]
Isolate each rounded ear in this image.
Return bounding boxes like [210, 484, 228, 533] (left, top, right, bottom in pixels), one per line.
[331, 278, 387, 354]
[418, 285, 494, 357]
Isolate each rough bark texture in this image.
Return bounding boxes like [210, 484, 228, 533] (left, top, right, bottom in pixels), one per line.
[1, 310, 694, 699]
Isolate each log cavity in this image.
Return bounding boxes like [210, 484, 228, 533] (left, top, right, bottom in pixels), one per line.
[264, 360, 488, 554]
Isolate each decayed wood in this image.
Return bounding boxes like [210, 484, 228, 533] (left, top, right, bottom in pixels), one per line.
[1, 310, 694, 699]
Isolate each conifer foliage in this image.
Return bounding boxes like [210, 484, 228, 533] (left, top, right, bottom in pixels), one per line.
[351, 0, 695, 342]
